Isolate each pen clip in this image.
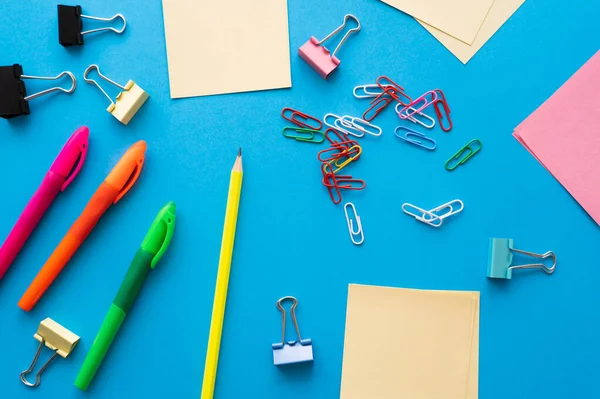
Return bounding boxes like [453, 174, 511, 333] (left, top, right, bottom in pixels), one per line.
[61, 139, 89, 192]
[114, 162, 143, 204]
[151, 208, 176, 268]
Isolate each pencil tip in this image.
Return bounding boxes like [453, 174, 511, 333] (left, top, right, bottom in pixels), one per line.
[238, 147, 242, 157]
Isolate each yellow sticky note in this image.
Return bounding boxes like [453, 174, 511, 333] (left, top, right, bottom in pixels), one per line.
[419, 0, 526, 64]
[162, 0, 291, 99]
[340, 284, 480, 399]
[381, 0, 494, 45]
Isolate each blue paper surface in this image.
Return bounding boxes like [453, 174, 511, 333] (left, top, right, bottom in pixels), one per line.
[0, 0, 599, 398]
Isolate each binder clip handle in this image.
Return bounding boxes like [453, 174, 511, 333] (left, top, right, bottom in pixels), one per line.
[22, 71, 77, 102]
[83, 64, 126, 105]
[509, 248, 557, 274]
[318, 14, 361, 58]
[20, 338, 59, 388]
[276, 296, 304, 344]
[81, 13, 126, 36]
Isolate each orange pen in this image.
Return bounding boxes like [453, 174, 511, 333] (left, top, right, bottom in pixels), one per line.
[18, 141, 147, 312]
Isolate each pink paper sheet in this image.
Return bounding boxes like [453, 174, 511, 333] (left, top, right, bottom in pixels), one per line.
[514, 50, 600, 225]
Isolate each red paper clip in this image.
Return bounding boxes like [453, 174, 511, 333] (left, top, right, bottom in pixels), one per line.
[376, 76, 412, 106]
[363, 96, 393, 122]
[281, 107, 323, 130]
[320, 163, 365, 205]
[432, 89, 452, 132]
[317, 142, 360, 162]
[325, 128, 350, 147]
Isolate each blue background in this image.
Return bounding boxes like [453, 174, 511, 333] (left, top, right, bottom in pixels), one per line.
[0, 0, 598, 398]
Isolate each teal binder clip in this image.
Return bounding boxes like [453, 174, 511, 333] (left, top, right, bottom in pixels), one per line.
[272, 296, 313, 366]
[487, 238, 556, 279]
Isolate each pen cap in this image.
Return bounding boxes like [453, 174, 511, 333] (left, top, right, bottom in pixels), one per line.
[141, 201, 176, 268]
[105, 141, 146, 203]
[50, 126, 90, 191]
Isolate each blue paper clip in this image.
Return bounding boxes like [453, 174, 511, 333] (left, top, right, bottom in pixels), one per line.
[272, 296, 313, 366]
[487, 238, 556, 279]
[394, 126, 436, 151]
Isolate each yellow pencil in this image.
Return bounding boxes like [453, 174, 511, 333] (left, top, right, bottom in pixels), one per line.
[201, 148, 243, 399]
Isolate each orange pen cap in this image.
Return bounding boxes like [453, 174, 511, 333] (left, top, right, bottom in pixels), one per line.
[106, 140, 146, 203]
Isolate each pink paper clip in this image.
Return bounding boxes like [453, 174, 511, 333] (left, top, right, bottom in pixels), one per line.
[299, 14, 361, 79]
[397, 90, 439, 120]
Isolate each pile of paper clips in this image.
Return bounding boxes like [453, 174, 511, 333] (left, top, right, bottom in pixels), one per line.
[354, 75, 452, 152]
[281, 108, 367, 205]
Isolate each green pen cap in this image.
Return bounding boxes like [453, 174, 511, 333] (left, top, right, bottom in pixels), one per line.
[142, 201, 176, 268]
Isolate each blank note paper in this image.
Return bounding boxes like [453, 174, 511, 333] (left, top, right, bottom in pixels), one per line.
[380, 0, 494, 45]
[419, 0, 526, 64]
[162, 0, 292, 99]
[340, 284, 479, 399]
[514, 51, 600, 225]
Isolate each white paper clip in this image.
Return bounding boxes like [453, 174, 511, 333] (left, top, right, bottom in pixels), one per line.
[353, 84, 388, 99]
[402, 199, 464, 228]
[344, 202, 364, 245]
[20, 318, 80, 387]
[324, 114, 382, 138]
[83, 64, 149, 125]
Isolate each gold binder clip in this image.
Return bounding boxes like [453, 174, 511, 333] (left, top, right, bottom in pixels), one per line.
[83, 64, 149, 125]
[20, 318, 80, 387]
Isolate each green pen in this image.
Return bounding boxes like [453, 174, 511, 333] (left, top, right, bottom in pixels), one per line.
[74, 201, 176, 391]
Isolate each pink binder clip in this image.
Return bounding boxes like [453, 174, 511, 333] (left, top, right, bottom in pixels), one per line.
[299, 14, 361, 79]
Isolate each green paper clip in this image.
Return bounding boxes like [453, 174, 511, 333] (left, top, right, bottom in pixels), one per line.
[282, 127, 324, 144]
[445, 139, 482, 171]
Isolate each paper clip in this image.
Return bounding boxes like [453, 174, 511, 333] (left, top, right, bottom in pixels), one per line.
[83, 64, 149, 125]
[347, 117, 382, 137]
[20, 318, 80, 387]
[395, 103, 436, 128]
[334, 117, 366, 138]
[402, 203, 443, 227]
[353, 84, 389, 99]
[376, 76, 412, 106]
[363, 96, 393, 122]
[298, 14, 361, 79]
[402, 199, 464, 228]
[397, 90, 438, 120]
[433, 89, 452, 132]
[272, 296, 314, 366]
[344, 202, 364, 245]
[321, 164, 365, 204]
[281, 107, 323, 130]
[57, 5, 126, 46]
[445, 139, 482, 171]
[318, 142, 359, 162]
[329, 145, 362, 173]
[325, 128, 351, 147]
[0, 64, 76, 119]
[282, 127, 325, 143]
[487, 238, 556, 279]
[394, 126, 436, 151]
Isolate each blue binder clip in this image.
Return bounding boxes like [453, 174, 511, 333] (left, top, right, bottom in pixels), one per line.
[272, 296, 313, 366]
[487, 238, 556, 279]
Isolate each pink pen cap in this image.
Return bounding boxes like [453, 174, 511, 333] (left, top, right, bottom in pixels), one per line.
[0, 127, 89, 280]
[51, 126, 90, 190]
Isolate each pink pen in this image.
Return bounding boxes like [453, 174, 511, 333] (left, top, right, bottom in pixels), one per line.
[0, 126, 89, 280]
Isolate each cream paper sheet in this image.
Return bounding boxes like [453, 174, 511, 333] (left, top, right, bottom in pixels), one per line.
[418, 0, 526, 64]
[381, 0, 495, 45]
[340, 284, 479, 399]
[162, 0, 292, 98]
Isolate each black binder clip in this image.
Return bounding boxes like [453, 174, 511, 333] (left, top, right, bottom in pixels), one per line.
[58, 5, 126, 46]
[0, 64, 76, 119]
